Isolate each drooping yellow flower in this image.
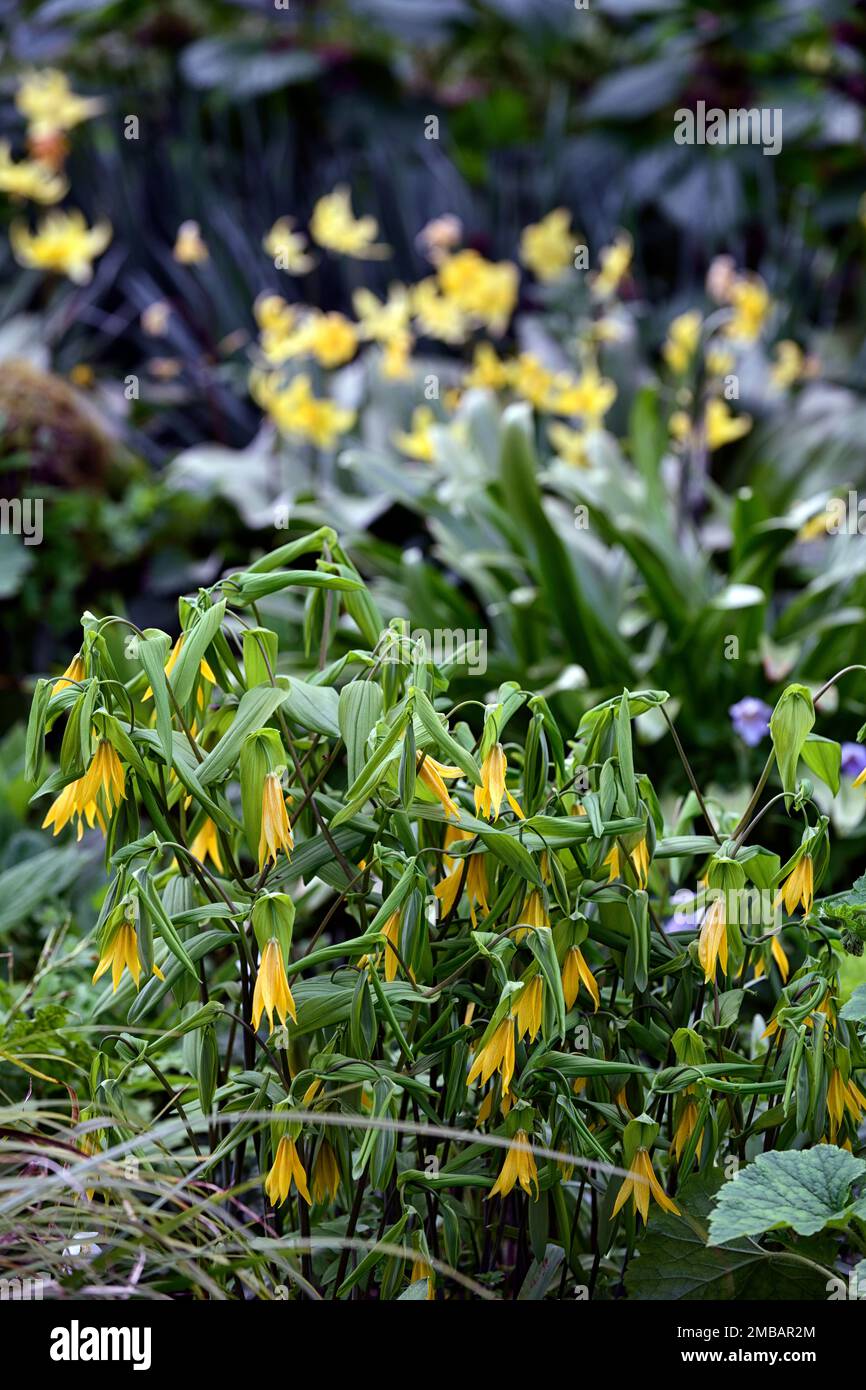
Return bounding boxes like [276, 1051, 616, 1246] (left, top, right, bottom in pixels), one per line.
[670, 1093, 703, 1162]
[827, 1069, 866, 1141]
[561, 945, 599, 1012]
[311, 1139, 341, 1204]
[631, 837, 650, 889]
[173, 219, 209, 265]
[53, 651, 85, 691]
[434, 826, 490, 925]
[252, 937, 297, 1032]
[590, 231, 632, 300]
[662, 310, 702, 374]
[519, 208, 576, 283]
[258, 772, 294, 870]
[265, 1135, 311, 1206]
[603, 845, 622, 882]
[753, 934, 789, 984]
[517, 891, 549, 941]
[724, 273, 770, 343]
[143, 633, 216, 703]
[698, 895, 728, 983]
[0, 141, 67, 203]
[16, 68, 104, 137]
[10, 209, 111, 283]
[770, 339, 804, 389]
[489, 1130, 539, 1200]
[475, 743, 524, 821]
[310, 185, 390, 259]
[417, 752, 463, 819]
[548, 422, 589, 467]
[263, 216, 315, 274]
[92, 921, 163, 992]
[393, 405, 437, 462]
[467, 1017, 516, 1095]
[512, 975, 544, 1043]
[612, 1147, 679, 1223]
[381, 911, 402, 983]
[603, 838, 648, 888]
[410, 1255, 436, 1299]
[251, 370, 356, 448]
[775, 855, 814, 916]
[189, 817, 224, 872]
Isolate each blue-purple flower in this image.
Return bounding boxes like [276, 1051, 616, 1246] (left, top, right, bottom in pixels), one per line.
[841, 742, 866, 781]
[729, 697, 772, 748]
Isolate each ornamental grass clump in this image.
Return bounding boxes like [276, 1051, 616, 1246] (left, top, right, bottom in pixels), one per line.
[21, 517, 866, 1300]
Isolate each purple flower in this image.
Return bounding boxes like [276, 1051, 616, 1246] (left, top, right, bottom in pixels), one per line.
[729, 697, 773, 748]
[841, 742, 866, 781]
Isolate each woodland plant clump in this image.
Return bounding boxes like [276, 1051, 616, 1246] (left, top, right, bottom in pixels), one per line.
[16, 508, 866, 1300]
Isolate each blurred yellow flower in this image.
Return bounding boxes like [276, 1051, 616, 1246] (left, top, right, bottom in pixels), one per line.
[16, 68, 103, 137]
[548, 421, 589, 467]
[770, 339, 804, 390]
[519, 207, 576, 282]
[263, 216, 315, 274]
[724, 273, 770, 342]
[173, 220, 209, 265]
[550, 363, 616, 424]
[411, 276, 468, 343]
[251, 370, 356, 448]
[0, 141, 67, 203]
[662, 310, 702, 374]
[393, 405, 437, 462]
[671, 399, 752, 451]
[310, 185, 390, 259]
[352, 284, 412, 342]
[438, 249, 518, 335]
[590, 231, 632, 299]
[511, 352, 557, 410]
[10, 208, 111, 283]
[465, 341, 511, 391]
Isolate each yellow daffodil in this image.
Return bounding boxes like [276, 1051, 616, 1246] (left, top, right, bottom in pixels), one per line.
[310, 185, 390, 259]
[173, 219, 208, 264]
[434, 826, 490, 925]
[475, 743, 524, 821]
[352, 284, 411, 342]
[311, 1140, 341, 1203]
[10, 209, 111, 283]
[662, 310, 702, 374]
[411, 275, 468, 343]
[0, 141, 67, 203]
[467, 1017, 516, 1095]
[263, 216, 315, 274]
[252, 937, 297, 1032]
[519, 208, 576, 282]
[393, 405, 437, 461]
[775, 855, 814, 916]
[92, 921, 163, 992]
[189, 817, 224, 872]
[724, 273, 770, 342]
[417, 752, 463, 819]
[590, 231, 632, 300]
[612, 1147, 679, 1223]
[770, 340, 804, 389]
[16, 68, 104, 137]
[258, 771, 294, 869]
[548, 422, 589, 467]
[489, 1130, 539, 1200]
[550, 363, 616, 424]
[512, 975, 544, 1042]
[561, 945, 599, 1012]
[464, 341, 511, 391]
[437, 249, 518, 335]
[698, 895, 728, 982]
[265, 1135, 311, 1206]
[251, 370, 356, 448]
[53, 651, 85, 691]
